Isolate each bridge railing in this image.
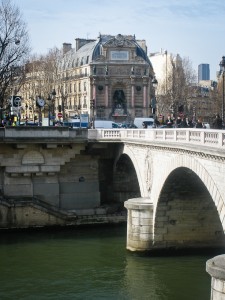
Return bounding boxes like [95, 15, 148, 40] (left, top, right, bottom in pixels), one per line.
[88, 128, 225, 149]
[0, 126, 88, 141]
[1, 127, 224, 150]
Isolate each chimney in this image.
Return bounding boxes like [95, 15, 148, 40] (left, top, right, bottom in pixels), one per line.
[63, 43, 72, 54]
[75, 38, 96, 51]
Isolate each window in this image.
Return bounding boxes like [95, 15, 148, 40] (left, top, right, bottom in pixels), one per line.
[110, 51, 129, 60]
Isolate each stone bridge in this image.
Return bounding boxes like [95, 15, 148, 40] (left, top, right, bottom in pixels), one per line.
[89, 127, 225, 253]
[0, 126, 225, 255]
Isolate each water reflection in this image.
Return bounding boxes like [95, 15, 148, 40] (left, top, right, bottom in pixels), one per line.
[124, 253, 212, 300]
[0, 226, 218, 300]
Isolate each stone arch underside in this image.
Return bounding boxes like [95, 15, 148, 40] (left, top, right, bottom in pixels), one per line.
[152, 154, 225, 250]
[119, 144, 148, 197]
[113, 153, 141, 209]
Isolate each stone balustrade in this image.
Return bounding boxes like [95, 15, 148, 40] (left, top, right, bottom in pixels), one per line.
[1, 127, 224, 150]
[88, 128, 225, 150]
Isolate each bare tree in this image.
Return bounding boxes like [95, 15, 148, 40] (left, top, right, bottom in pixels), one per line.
[19, 47, 63, 123]
[0, 0, 30, 109]
[156, 55, 197, 117]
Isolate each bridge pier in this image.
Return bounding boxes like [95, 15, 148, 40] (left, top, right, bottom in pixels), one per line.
[124, 198, 154, 252]
[206, 255, 225, 299]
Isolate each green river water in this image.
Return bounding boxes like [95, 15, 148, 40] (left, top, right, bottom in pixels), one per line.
[0, 225, 221, 300]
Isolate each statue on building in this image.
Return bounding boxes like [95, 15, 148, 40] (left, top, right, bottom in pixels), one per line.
[113, 90, 125, 108]
[113, 90, 127, 115]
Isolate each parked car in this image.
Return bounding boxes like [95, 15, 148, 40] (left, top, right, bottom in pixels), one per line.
[134, 117, 154, 128]
[20, 121, 38, 126]
[120, 123, 137, 128]
[94, 120, 120, 129]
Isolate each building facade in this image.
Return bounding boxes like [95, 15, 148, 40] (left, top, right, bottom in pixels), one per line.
[55, 34, 156, 124]
[16, 34, 156, 125]
[149, 49, 184, 117]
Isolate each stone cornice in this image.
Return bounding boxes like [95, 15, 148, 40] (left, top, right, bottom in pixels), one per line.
[124, 141, 225, 162]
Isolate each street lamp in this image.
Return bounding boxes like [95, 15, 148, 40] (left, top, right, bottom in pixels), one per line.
[151, 77, 158, 119]
[152, 76, 158, 88]
[47, 89, 56, 126]
[90, 99, 95, 128]
[219, 56, 225, 122]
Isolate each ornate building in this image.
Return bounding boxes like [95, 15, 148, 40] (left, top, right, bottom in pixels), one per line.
[57, 34, 156, 123]
[14, 34, 156, 125]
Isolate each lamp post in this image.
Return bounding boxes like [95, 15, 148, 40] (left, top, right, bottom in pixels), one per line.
[90, 99, 95, 128]
[29, 96, 36, 123]
[151, 77, 158, 120]
[219, 56, 225, 123]
[47, 89, 56, 126]
[25, 103, 28, 125]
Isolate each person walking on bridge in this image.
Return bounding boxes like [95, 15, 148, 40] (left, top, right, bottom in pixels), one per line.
[165, 115, 174, 128]
[212, 114, 223, 129]
[196, 117, 203, 128]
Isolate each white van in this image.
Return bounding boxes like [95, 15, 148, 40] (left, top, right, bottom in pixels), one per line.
[94, 120, 120, 129]
[202, 122, 210, 129]
[134, 117, 154, 128]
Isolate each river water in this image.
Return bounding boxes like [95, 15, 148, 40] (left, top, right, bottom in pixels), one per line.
[0, 225, 221, 300]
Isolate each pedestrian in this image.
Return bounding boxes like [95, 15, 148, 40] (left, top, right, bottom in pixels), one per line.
[154, 117, 160, 128]
[212, 114, 223, 129]
[180, 115, 188, 128]
[195, 117, 203, 128]
[142, 122, 147, 129]
[165, 115, 174, 128]
[176, 116, 181, 128]
[186, 117, 194, 128]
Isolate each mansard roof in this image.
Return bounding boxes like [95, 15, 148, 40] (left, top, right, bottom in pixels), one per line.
[59, 34, 152, 70]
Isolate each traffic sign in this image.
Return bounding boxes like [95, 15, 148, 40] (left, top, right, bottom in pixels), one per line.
[12, 96, 22, 107]
[58, 112, 63, 118]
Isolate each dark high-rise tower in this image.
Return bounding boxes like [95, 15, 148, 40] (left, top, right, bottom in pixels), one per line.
[198, 64, 210, 81]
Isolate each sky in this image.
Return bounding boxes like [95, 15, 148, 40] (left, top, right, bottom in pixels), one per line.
[15, 0, 225, 81]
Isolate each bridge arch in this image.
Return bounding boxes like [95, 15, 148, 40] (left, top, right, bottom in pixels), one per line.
[151, 154, 225, 224]
[152, 153, 225, 249]
[113, 153, 141, 206]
